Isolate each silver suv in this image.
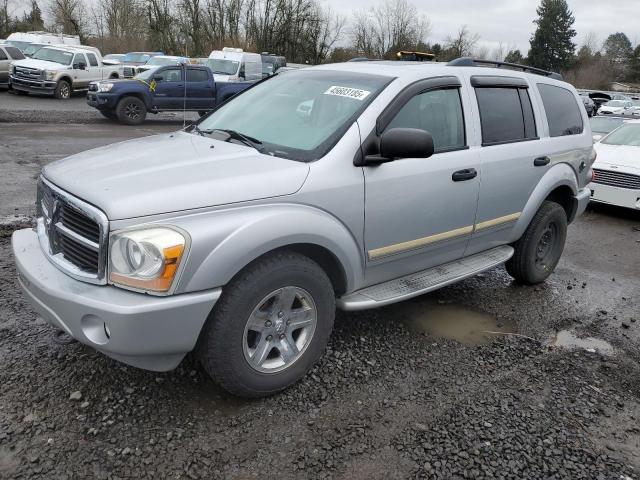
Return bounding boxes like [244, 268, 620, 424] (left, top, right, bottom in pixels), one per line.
[12, 59, 594, 397]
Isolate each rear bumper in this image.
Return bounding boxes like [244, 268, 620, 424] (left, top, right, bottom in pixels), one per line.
[10, 75, 56, 94]
[12, 228, 221, 371]
[588, 182, 640, 210]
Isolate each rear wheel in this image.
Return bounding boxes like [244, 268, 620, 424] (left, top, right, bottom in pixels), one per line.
[197, 251, 335, 397]
[54, 80, 71, 99]
[506, 201, 567, 285]
[116, 96, 147, 125]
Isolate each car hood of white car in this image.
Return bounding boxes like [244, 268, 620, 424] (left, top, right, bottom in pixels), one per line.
[12, 58, 70, 71]
[594, 142, 640, 172]
[599, 106, 625, 114]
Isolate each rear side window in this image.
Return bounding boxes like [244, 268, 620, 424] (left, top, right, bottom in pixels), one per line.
[0, 49, 6, 60]
[537, 84, 584, 137]
[5, 46, 24, 60]
[186, 69, 208, 82]
[86, 53, 99, 67]
[476, 87, 537, 145]
[386, 88, 466, 152]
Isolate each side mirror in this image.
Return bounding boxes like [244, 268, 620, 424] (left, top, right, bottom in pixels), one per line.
[592, 134, 602, 143]
[363, 128, 434, 165]
[77, 62, 86, 70]
[152, 74, 163, 81]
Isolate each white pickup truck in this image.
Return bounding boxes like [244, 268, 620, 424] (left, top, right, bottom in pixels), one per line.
[10, 45, 123, 99]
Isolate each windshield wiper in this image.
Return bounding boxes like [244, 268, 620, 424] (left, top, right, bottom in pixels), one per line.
[200, 128, 264, 152]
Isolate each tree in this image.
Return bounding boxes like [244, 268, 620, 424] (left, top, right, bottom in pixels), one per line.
[49, 0, 86, 37]
[443, 25, 479, 59]
[629, 45, 640, 83]
[22, 1, 44, 30]
[504, 49, 525, 64]
[527, 0, 576, 72]
[602, 32, 633, 80]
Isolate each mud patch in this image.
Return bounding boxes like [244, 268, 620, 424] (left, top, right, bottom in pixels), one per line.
[551, 330, 614, 356]
[398, 298, 516, 345]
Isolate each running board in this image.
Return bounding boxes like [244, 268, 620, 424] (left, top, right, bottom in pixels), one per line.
[337, 245, 514, 311]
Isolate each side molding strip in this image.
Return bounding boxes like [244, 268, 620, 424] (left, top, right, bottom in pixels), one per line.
[474, 212, 521, 231]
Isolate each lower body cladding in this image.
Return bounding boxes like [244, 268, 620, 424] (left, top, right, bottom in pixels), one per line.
[12, 228, 221, 371]
[589, 181, 640, 210]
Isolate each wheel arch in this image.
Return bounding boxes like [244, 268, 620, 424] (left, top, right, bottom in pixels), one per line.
[58, 75, 73, 87]
[509, 163, 578, 242]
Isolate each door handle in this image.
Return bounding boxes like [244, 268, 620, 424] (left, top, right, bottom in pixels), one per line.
[534, 156, 550, 167]
[452, 168, 478, 182]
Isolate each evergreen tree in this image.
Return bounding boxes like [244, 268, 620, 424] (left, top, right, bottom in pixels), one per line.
[527, 0, 576, 72]
[25, 1, 44, 31]
[602, 33, 633, 80]
[629, 45, 640, 83]
[504, 49, 524, 64]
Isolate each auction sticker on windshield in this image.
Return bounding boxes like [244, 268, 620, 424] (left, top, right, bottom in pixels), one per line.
[324, 86, 371, 101]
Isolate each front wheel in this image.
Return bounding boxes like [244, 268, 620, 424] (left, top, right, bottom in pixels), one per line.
[54, 80, 71, 99]
[506, 201, 567, 285]
[116, 96, 147, 125]
[197, 251, 335, 397]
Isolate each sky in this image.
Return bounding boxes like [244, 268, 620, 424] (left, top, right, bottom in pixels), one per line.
[321, 0, 640, 54]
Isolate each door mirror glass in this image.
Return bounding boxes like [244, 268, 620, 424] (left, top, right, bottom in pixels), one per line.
[78, 62, 86, 70]
[153, 74, 163, 81]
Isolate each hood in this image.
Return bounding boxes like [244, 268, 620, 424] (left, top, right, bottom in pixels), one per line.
[13, 58, 70, 71]
[594, 142, 640, 170]
[42, 131, 310, 220]
[599, 106, 625, 113]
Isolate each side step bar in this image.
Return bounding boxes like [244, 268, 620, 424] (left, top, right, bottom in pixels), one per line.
[337, 245, 514, 311]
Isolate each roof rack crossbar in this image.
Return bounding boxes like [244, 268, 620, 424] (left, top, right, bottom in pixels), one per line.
[447, 57, 563, 81]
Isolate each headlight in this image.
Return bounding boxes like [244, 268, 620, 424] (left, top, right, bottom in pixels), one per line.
[109, 227, 188, 293]
[97, 82, 114, 93]
[44, 70, 56, 81]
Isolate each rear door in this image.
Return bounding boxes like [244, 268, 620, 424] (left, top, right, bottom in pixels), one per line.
[466, 76, 553, 255]
[0, 48, 9, 84]
[185, 68, 214, 110]
[71, 52, 91, 88]
[152, 67, 184, 109]
[84, 52, 102, 81]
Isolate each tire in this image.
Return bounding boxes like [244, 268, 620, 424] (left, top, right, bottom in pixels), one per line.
[506, 201, 567, 285]
[54, 80, 71, 99]
[197, 251, 335, 397]
[116, 96, 147, 125]
[98, 110, 117, 120]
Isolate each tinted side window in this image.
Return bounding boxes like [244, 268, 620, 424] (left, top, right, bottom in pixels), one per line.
[0, 48, 6, 61]
[157, 68, 182, 82]
[476, 87, 537, 145]
[186, 69, 208, 82]
[86, 53, 98, 67]
[72, 53, 86, 66]
[537, 84, 583, 137]
[6, 46, 25, 60]
[386, 88, 466, 152]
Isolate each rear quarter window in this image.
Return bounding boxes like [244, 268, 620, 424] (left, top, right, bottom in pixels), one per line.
[537, 84, 583, 137]
[5, 46, 24, 60]
[0, 48, 6, 60]
[186, 69, 208, 82]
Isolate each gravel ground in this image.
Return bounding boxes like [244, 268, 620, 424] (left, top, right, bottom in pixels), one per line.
[1, 111, 640, 479]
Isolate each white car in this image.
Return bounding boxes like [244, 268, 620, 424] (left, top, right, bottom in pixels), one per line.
[590, 120, 640, 210]
[598, 100, 633, 116]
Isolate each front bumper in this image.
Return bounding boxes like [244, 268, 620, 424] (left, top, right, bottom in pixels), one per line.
[87, 92, 119, 109]
[588, 182, 640, 210]
[12, 228, 221, 371]
[10, 75, 56, 94]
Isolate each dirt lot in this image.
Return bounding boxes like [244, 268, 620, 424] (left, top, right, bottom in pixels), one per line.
[1, 95, 640, 479]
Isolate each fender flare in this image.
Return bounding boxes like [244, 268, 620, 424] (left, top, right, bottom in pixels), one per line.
[176, 204, 364, 294]
[508, 163, 578, 242]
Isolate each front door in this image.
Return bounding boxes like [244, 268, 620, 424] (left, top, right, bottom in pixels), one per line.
[152, 67, 185, 109]
[363, 80, 480, 286]
[0, 48, 8, 84]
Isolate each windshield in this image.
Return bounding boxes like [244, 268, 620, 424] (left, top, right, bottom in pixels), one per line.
[124, 53, 151, 63]
[605, 100, 626, 107]
[207, 58, 239, 75]
[23, 44, 44, 56]
[147, 57, 181, 66]
[6, 40, 30, 51]
[197, 69, 391, 161]
[31, 48, 73, 65]
[590, 117, 624, 134]
[601, 124, 640, 146]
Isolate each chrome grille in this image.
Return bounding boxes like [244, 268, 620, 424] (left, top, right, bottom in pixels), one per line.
[15, 65, 42, 80]
[37, 177, 109, 284]
[593, 168, 640, 190]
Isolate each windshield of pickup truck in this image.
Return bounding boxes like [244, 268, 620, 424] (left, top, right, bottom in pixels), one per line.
[31, 48, 73, 65]
[124, 53, 151, 63]
[22, 43, 45, 56]
[6, 40, 30, 51]
[197, 69, 391, 161]
[146, 57, 184, 66]
[601, 123, 640, 146]
[207, 58, 239, 75]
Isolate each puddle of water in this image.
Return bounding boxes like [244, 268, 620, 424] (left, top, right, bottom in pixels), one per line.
[399, 299, 516, 345]
[551, 330, 614, 356]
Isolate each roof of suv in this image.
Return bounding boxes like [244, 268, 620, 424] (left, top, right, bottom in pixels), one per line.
[310, 61, 568, 87]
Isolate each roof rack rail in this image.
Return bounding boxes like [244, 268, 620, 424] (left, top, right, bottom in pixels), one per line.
[447, 57, 563, 81]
